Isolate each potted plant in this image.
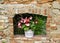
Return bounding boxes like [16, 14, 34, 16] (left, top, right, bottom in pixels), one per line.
[18, 16, 37, 38]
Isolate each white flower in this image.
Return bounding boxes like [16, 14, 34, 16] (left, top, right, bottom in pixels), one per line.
[25, 23, 30, 26]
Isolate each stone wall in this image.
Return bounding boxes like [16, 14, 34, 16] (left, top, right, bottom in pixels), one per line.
[0, 1, 60, 43]
[3, 0, 53, 4]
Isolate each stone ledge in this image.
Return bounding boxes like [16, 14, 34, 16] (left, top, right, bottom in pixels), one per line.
[14, 35, 47, 41]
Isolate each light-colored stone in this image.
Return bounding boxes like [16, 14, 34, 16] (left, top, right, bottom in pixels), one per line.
[0, 15, 8, 20]
[15, 39, 24, 43]
[0, 20, 5, 22]
[0, 26, 4, 31]
[24, 40, 34, 43]
[52, 1, 60, 9]
[52, 9, 60, 14]
[3, 29, 9, 36]
[10, 38, 17, 43]
[4, 20, 9, 22]
[41, 3, 51, 8]
[34, 41, 42, 43]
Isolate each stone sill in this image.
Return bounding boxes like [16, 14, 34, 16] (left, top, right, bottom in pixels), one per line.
[14, 35, 47, 41]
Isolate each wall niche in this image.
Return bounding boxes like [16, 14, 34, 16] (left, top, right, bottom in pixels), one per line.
[13, 13, 47, 35]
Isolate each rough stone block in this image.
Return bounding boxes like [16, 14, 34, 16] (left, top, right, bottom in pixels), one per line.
[52, 1, 60, 9]
[24, 40, 34, 43]
[8, 17, 13, 23]
[34, 41, 42, 43]
[15, 39, 24, 43]
[0, 26, 4, 30]
[52, 9, 60, 14]
[0, 16, 8, 20]
[50, 24, 57, 30]
[0, 20, 5, 22]
[0, 31, 3, 36]
[56, 0, 60, 3]
[4, 20, 9, 23]
[0, 22, 5, 26]
[10, 38, 17, 43]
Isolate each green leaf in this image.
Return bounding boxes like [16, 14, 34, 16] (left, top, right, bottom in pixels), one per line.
[22, 25, 26, 29]
[24, 27, 29, 31]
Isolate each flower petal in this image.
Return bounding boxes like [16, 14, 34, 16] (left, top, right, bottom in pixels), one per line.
[25, 23, 30, 26]
[29, 16, 32, 20]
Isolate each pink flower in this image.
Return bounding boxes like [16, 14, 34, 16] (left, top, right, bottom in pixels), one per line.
[20, 18, 24, 23]
[20, 20, 23, 23]
[18, 26, 22, 28]
[21, 18, 24, 21]
[25, 23, 30, 26]
[18, 22, 22, 28]
[24, 17, 30, 23]
[29, 16, 32, 20]
[18, 22, 21, 26]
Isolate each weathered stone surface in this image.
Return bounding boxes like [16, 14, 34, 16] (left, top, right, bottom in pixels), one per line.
[0, 20, 4, 22]
[34, 41, 42, 43]
[0, 26, 4, 30]
[3, 0, 53, 4]
[52, 9, 60, 14]
[0, 31, 3, 36]
[56, 0, 60, 3]
[52, 1, 60, 9]
[4, 20, 9, 23]
[8, 17, 13, 23]
[24, 40, 34, 43]
[10, 38, 17, 43]
[0, 15, 8, 20]
[0, 1, 60, 43]
[15, 39, 24, 43]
